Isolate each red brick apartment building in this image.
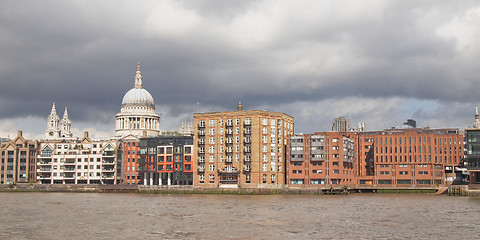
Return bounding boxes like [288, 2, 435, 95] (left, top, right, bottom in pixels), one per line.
[121, 139, 141, 184]
[287, 132, 356, 187]
[356, 128, 463, 187]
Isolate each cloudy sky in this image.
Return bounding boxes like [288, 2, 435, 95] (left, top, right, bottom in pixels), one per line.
[1, 0, 480, 139]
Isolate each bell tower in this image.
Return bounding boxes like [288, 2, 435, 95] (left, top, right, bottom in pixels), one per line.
[61, 107, 73, 138]
[45, 102, 60, 139]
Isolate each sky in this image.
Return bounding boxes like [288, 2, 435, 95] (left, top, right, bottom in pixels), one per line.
[1, 0, 480, 140]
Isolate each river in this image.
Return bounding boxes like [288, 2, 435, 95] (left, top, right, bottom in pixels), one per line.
[0, 193, 479, 239]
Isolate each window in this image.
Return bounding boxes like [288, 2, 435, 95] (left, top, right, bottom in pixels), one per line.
[311, 179, 325, 184]
[380, 171, 389, 175]
[333, 162, 339, 166]
[199, 174, 204, 181]
[245, 118, 251, 125]
[397, 179, 411, 184]
[332, 169, 340, 174]
[271, 174, 275, 183]
[332, 146, 339, 150]
[262, 118, 267, 125]
[209, 175, 214, 181]
[292, 170, 302, 174]
[399, 171, 408, 175]
[378, 180, 392, 184]
[209, 129, 215, 135]
[209, 137, 215, 144]
[290, 179, 304, 184]
[209, 120, 215, 127]
[332, 138, 339, 142]
[262, 164, 267, 171]
[246, 175, 251, 183]
[199, 120, 205, 127]
[312, 169, 322, 174]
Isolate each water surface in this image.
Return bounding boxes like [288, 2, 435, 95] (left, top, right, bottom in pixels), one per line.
[1, 193, 479, 239]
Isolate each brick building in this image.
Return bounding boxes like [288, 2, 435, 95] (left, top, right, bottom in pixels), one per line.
[287, 132, 355, 186]
[193, 103, 294, 188]
[0, 131, 38, 184]
[120, 136, 141, 184]
[356, 127, 463, 187]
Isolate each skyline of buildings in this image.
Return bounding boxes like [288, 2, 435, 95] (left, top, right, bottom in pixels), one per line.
[2, 63, 480, 187]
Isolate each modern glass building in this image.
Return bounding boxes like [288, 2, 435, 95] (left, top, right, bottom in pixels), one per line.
[465, 128, 480, 184]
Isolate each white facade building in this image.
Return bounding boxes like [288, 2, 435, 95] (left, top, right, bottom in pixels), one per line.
[37, 132, 120, 184]
[115, 63, 161, 138]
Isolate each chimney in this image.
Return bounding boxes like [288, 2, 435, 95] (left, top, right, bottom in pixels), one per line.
[17, 130, 22, 137]
[84, 131, 89, 139]
[237, 102, 243, 111]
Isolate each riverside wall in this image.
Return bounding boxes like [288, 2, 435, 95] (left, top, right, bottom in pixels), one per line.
[2, 183, 480, 196]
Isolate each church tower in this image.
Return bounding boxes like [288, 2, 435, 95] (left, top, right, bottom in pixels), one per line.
[60, 107, 73, 138]
[45, 102, 60, 139]
[474, 105, 480, 128]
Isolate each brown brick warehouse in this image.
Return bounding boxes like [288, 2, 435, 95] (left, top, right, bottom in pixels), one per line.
[193, 103, 294, 189]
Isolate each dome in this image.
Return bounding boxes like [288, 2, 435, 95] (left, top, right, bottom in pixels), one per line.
[121, 88, 155, 107]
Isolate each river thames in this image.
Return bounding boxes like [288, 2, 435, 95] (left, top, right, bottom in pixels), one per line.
[1, 192, 479, 239]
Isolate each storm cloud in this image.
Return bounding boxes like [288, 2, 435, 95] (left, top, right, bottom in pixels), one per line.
[1, 0, 479, 139]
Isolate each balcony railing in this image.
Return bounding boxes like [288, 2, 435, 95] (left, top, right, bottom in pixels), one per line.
[37, 175, 51, 179]
[218, 169, 240, 174]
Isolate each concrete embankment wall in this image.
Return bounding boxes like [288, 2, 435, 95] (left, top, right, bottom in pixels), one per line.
[0, 184, 353, 195]
[0, 184, 101, 192]
[2, 184, 479, 196]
